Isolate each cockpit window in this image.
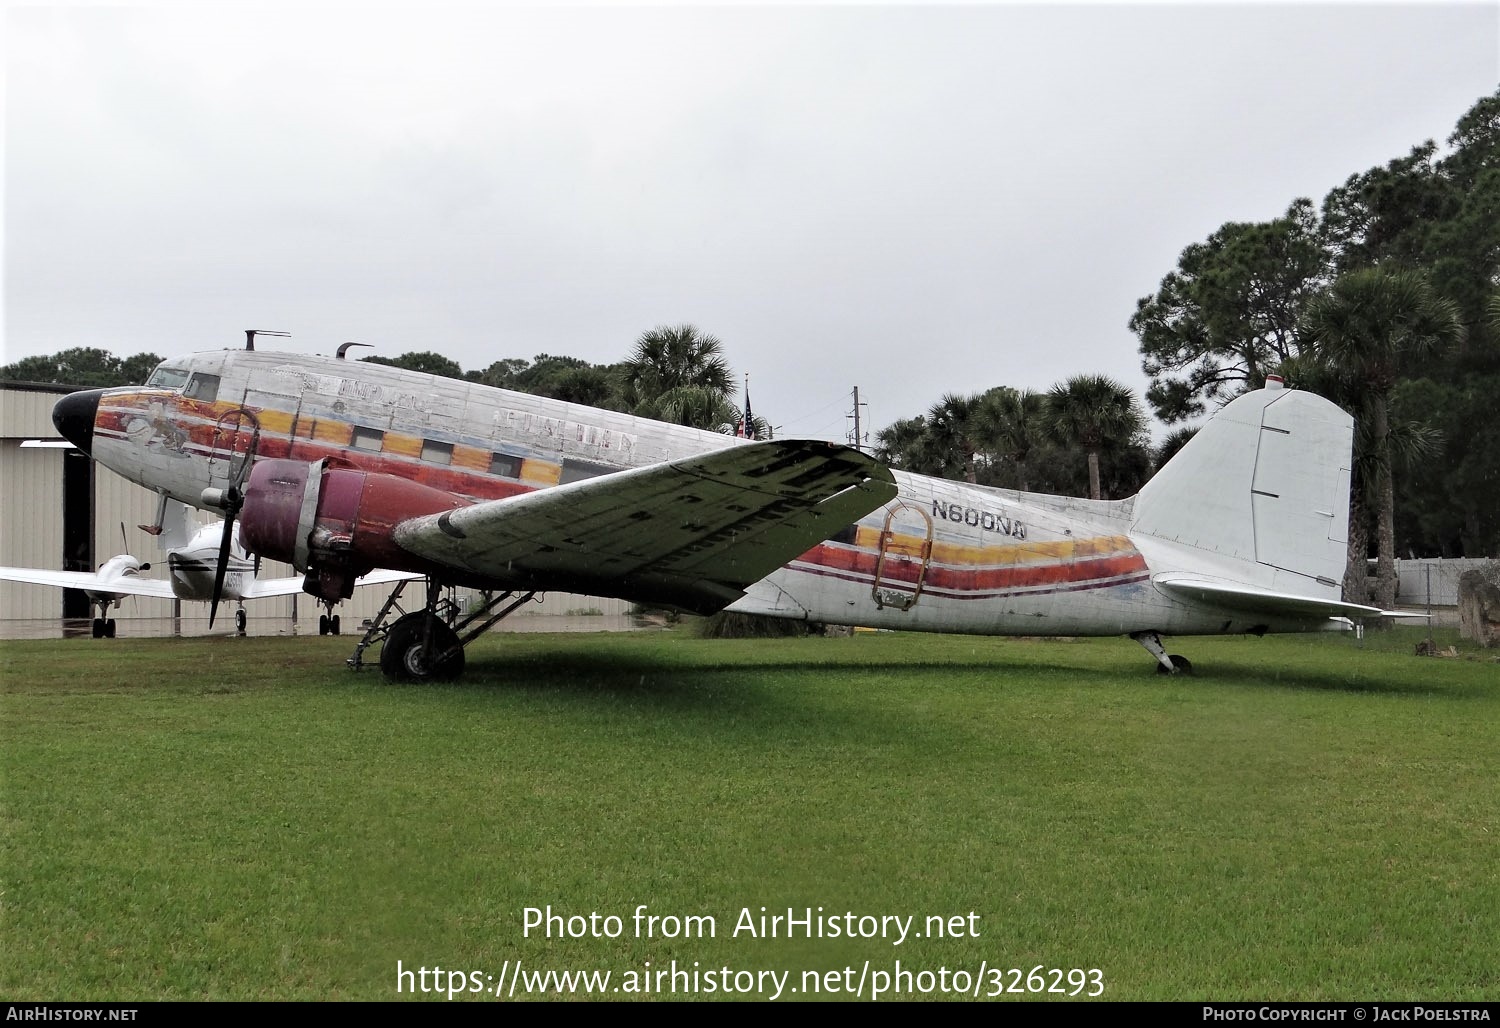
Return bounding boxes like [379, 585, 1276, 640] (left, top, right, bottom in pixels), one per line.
[146, 366, 190, 391]
[183, 373, 220, 402]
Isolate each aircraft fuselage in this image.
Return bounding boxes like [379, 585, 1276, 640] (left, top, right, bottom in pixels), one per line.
[59, 348, 1348, 643]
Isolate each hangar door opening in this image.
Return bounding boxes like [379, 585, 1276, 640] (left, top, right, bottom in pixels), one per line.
[62, 449, 94, 620]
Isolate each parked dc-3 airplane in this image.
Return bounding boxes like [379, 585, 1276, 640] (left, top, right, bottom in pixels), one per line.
[47, 340, 1380, 680]
[0, 498, 415, 637]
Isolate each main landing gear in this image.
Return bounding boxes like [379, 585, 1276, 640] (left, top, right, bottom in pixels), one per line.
[346, 578, 537, 682]
[317, 603, 342, 636]
[1131, 631, 1193, 675]
[89, 597, 119, 638]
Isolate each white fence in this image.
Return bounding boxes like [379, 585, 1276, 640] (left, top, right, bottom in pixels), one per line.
[1394, 559, 1497, 607]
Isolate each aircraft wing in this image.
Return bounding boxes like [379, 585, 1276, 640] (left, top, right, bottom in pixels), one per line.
[1153, 573, 1386, 620]
[0, 566, 179, 600]
[394, 439, 898, 613]
[238, 567, 422, 599]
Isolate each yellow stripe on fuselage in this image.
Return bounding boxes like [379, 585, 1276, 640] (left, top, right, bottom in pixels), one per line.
[853, 525, 1134, 566]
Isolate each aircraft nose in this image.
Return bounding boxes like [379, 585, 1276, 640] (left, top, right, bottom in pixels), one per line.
[52, 388, 104, 454]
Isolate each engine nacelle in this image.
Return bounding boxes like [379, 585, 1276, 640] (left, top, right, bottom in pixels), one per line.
[240, 458, 468, 602]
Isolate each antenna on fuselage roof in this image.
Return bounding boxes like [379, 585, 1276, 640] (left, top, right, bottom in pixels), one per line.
[244, 329, 291, 351]
[337, 342, 373, 360]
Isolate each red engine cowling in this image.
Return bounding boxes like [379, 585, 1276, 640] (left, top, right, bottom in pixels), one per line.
[240, 458, 469, 602]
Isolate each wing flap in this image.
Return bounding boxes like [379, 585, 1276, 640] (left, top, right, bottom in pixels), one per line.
[394, 439, 897, 613]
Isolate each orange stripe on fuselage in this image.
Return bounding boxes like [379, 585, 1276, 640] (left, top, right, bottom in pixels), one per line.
[381, 432, 421, 459]
[452, 444, 491, 472]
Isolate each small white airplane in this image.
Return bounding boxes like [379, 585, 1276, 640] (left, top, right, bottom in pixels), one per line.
[47, 338, 1383, 679]
[0, 500, 414, 637]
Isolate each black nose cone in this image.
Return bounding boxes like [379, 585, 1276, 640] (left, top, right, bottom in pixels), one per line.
[52, 389, 104, 454]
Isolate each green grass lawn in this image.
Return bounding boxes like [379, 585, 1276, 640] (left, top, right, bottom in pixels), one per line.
[2, 626, 1496, 1001]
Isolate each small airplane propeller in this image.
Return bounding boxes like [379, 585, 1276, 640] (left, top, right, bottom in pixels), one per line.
[206, 485, 243, 628]
[120, 522, 146, 614]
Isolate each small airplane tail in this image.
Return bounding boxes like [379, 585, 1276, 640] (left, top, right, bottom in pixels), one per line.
[1130, 378, 1355, 602]
[156, 499, 200, 552]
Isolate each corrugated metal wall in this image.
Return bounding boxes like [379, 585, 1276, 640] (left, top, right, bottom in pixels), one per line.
[0, 442, 67, 618]
[1, 389, 69, 619]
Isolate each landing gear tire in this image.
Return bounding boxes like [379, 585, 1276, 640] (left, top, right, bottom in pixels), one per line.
[104, 619, 117, 639]
[330, 614, 341, 636]
[1155, 654, 1192, 675]
[235, 609, 247, 635]
[92, 618, 104, 639]
[319, 614, 330, 636]
[379, 613, 464, 682]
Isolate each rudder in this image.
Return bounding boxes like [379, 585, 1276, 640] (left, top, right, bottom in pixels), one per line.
[1131, 381, 1353, 593]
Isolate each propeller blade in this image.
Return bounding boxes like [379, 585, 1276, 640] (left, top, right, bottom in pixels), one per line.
[207, 488, 241, 628]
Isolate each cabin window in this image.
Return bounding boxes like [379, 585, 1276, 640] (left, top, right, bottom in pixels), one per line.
[352, 426, 384, 451]
[489, 452, 522, 478]
[146, 366, 190, 391]
[559, 458, 616, 485]
[183, 373, 220, 402]
[422, 439, 454, 465]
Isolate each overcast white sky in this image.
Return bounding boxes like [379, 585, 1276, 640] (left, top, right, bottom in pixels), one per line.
[5, 3, 1497, 441]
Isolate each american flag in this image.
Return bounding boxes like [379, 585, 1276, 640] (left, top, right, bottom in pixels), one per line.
[737, 381, 756, 440]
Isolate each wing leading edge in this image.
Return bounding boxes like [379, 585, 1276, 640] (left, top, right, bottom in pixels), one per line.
[0, 566, 178, 599]
[238, 567, 421, 599]
[393, 439, 899, 613]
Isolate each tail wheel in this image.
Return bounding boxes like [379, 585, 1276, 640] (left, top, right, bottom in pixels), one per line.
[1155, 654, 1193, 675]
[380, 612, 465, 682]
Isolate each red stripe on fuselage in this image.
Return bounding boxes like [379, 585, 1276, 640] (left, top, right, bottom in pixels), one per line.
[795, 541, 1149, 596]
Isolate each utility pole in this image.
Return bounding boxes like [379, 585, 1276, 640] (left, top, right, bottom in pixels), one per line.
[847, 386, 868, 452]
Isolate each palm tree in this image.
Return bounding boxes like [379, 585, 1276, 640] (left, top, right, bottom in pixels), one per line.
[621, 324, 734, 429]
[925, 393, 984, 483]
[1045, 375, 1147, 500]
[1153, 426, 1198, 473]
[974, 386, 1044, 491]
[652, 385, 739, 434]
[875, 416, 943, 475]
[1302, 268, 1463, 609]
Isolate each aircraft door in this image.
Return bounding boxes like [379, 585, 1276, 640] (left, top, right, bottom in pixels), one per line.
[206, 408, 262, 493]
[871, 501, 934, 611]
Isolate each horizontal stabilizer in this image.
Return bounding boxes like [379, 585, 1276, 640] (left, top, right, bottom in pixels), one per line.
[1154, 573, 1385, 620]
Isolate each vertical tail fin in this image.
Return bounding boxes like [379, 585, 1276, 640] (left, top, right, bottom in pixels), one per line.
[156, 499, 199, 552]
[1131, 380, 1354, 595]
